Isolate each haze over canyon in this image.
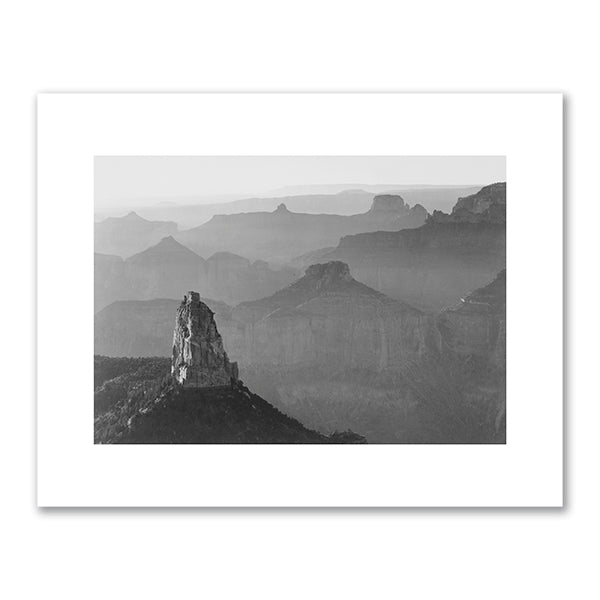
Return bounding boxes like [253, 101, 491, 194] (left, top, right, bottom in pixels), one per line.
[94, 165, 506, 444]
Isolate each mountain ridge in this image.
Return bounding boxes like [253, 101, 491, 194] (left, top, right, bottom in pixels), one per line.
[175, 194, 428, 263]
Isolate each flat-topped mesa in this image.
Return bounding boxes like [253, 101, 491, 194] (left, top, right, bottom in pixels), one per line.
[304, 261, 353, 285]
[366, 194, 408, 214]
[171, 291, 239, 388]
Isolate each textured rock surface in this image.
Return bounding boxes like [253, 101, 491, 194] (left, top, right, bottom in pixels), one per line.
[171, 292, 238, 387]
[94, 357, 366, 444]
[94, 297, 232, 357]
[428, 182, 506, 224]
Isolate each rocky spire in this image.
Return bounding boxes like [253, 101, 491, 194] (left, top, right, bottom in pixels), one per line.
[171, 291, 238, 388]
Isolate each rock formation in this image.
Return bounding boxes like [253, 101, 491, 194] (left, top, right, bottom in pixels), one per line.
[438, 269, 506, 368]
[322, 182, 506, 311]
[171, 291, 238, 388]
[94, 297, 232, 357]
[365, 194, 408, 214]
[428, 182, 506, 225]
[228, 261, 436, 372]
[175, 195, 428, 263]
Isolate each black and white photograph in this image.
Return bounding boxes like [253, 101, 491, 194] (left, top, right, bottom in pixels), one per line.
[9, 0, 600, 596]
[37, 92, 561, 508]
[94, 156, 506, 444]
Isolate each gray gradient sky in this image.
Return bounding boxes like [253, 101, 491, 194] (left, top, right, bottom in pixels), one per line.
[95, 156, 505, 209]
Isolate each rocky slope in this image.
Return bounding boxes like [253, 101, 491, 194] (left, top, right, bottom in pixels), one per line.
[94, 293, 366, 444]
[175, 194, 428, 264]
[228, 261, 438, 372]
[321, 183, 506, 311]
[94, 211, 178, 257]
[95, 373, 366, 444]
[428, 182, 506, 224]
[229, 264, 505, 443]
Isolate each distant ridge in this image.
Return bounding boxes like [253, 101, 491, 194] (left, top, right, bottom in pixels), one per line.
[175, 194, 429, 263]
[323, 183, 507, 311]
[94, 211, 179, 257]
[95, 186, 480, 228]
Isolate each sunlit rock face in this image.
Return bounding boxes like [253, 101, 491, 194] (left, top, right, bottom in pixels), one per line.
[171, 292, 238, 388]
[94, 297, 232, 357]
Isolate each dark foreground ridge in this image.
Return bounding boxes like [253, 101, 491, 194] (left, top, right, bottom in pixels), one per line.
[94, 371, 365, 444]
[94, 290, 367, 443]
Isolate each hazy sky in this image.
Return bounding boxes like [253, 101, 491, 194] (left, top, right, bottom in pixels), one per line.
[95, 156, 505, 209]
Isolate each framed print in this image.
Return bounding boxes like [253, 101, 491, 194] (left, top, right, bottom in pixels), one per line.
[37, 93, 563, 506]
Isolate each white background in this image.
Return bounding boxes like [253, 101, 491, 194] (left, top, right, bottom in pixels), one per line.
[37, 93, 561, 508]
[1, 1, 596, 599]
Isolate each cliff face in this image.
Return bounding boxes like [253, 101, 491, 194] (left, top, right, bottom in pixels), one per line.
[171, 292, 239, 387]
[227, 262, 438, 372]
[438, 270, 506, 369]
[323, 183, 506, 311]
[96, 263, 440, 371]
[428, 182, 506, 225]
[93, 267, 505, 444]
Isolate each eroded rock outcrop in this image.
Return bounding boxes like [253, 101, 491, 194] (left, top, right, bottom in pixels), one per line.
[324, 182, 506, 311]
[171, 291, 238, 387]
[94, 297, 232, 357]
[428, 182, 506, 225]
[437, 269, 506, 368]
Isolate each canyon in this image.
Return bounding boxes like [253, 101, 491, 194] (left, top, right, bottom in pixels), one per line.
[94, 236, 297, 312]
[94, 291, 366, 444]
[175, 194, 428, 263]
[95, 261, 505, 443]
[95, 211, 178, 258]
[319, 183, 506, 311]
[94, 181, 507, 443]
